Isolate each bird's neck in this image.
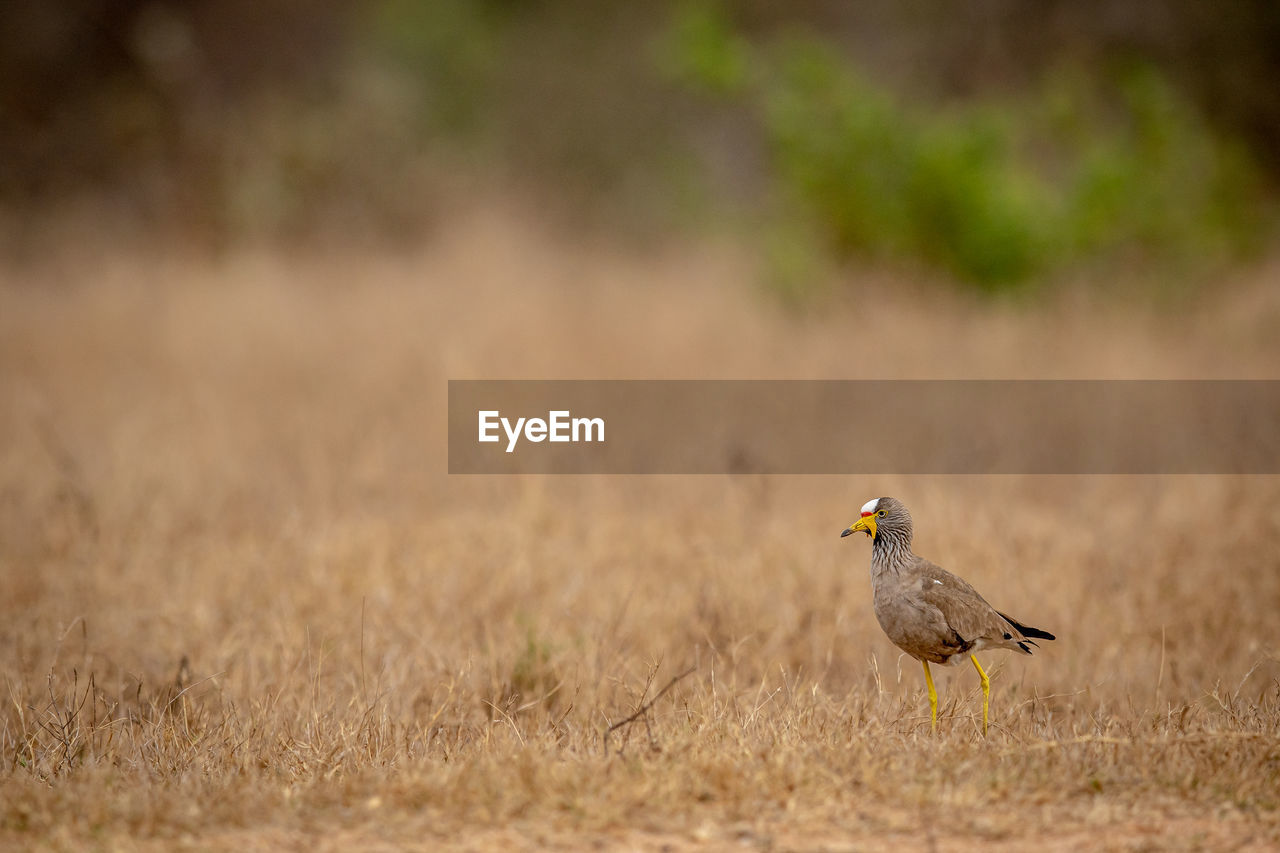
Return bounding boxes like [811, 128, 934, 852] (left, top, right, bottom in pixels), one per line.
[870, 532, 914, 577]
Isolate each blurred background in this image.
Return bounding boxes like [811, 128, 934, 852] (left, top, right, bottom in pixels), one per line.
[4, 0, 1279, 296]
[3, 8, 1280, 844]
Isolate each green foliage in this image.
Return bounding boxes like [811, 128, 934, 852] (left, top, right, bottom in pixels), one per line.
[657, 0, 751, 97]
[663, 5, 1270, 293]
[1052, 67, 1266, 267]
[369, 0, 509, 135]
[761, 40, 1053, 289]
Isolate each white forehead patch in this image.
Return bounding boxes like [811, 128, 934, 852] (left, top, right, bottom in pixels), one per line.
[861, 498, 880, 514]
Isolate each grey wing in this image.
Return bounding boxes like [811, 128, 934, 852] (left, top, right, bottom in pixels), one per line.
[873, 578, 972, 664]
[914, 560, 1027, 652]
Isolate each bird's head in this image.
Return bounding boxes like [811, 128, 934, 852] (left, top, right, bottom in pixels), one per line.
[841, 496, 912, 543]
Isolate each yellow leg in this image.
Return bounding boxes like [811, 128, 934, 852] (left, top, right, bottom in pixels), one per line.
[971, 656, 990, 735]
[921, 660, 938, 732]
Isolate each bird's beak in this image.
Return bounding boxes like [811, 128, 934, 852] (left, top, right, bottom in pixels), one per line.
[841, 515, 876, 540]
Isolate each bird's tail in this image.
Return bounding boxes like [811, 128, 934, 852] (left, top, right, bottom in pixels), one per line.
[997, 610, 1056, 654]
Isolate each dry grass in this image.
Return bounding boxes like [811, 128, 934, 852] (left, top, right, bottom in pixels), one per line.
[2, 207, 1280, 851]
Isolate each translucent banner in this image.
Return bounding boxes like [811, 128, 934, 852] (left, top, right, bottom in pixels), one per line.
[448, 380, 1280, 474]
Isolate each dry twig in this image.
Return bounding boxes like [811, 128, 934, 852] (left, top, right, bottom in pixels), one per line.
[603, 664, 696, 756]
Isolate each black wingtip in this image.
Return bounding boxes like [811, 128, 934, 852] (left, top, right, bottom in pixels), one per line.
[997, 610, 1056, 642]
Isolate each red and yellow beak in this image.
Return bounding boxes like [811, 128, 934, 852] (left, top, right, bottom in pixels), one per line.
[841, 512, 876, 540]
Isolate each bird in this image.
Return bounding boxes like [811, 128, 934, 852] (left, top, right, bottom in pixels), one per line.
[842, 497, 1054, 734]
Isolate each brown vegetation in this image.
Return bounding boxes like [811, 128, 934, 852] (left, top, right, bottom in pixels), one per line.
[2, 208, 1279, 850]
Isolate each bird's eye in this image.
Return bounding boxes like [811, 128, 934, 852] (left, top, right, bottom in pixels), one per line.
[877, 510, 887, 518]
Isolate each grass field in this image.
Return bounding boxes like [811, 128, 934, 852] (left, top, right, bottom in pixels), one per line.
[2, 206, 1279, 851]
